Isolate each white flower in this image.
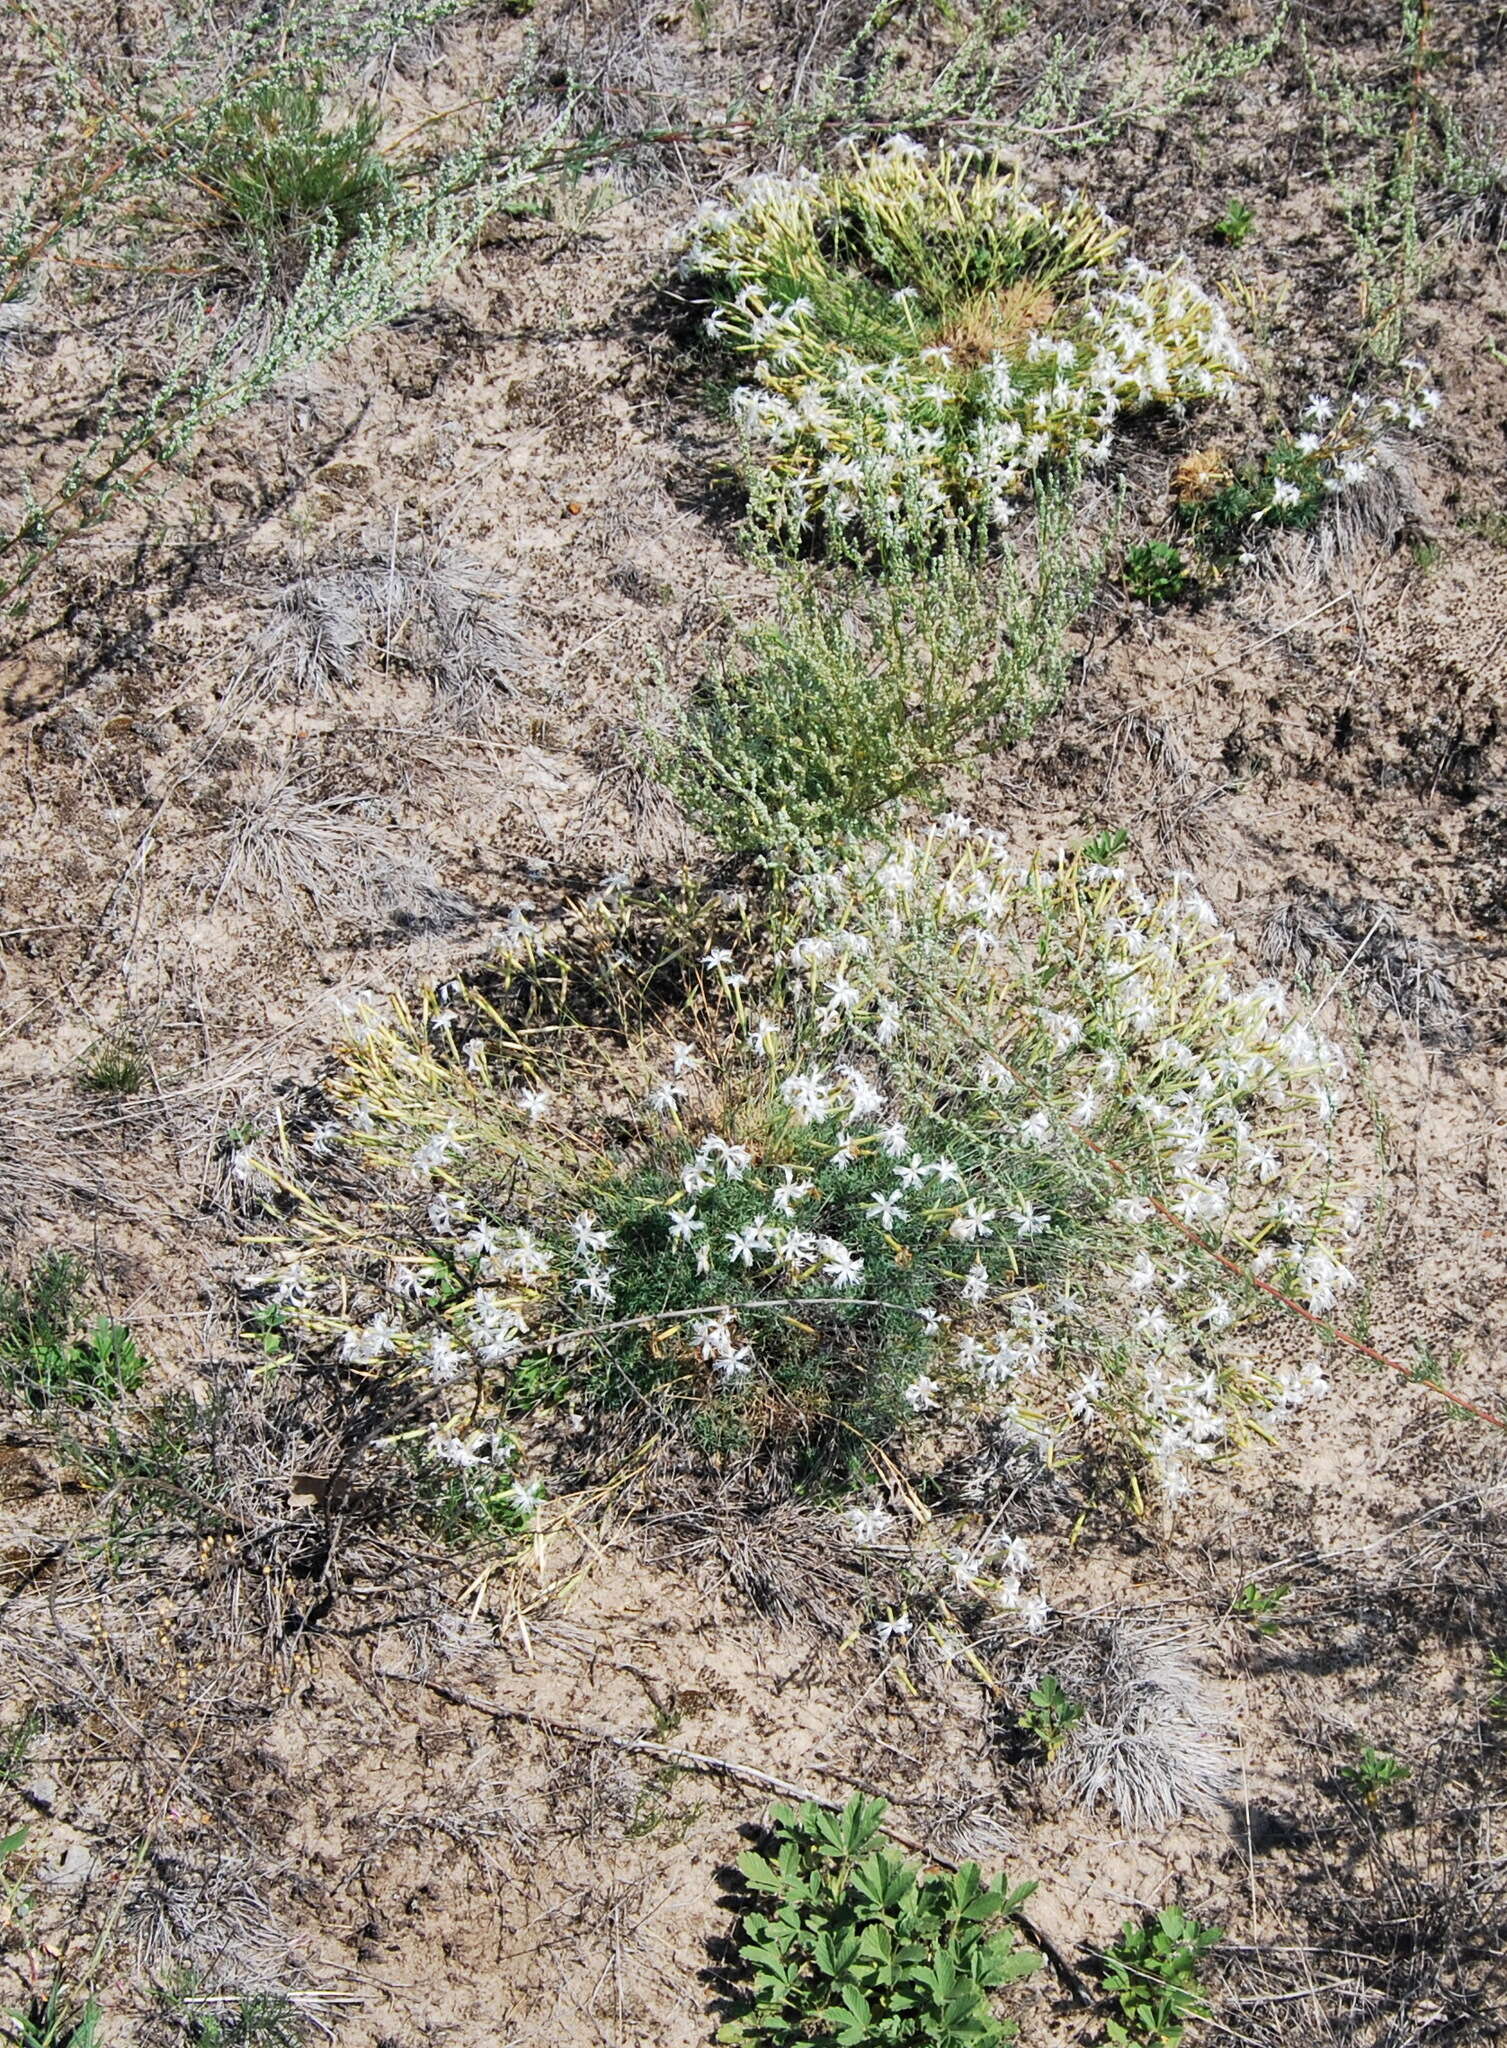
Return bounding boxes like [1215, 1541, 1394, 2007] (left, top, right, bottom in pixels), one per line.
[819, 1239, 864, 1290]
[517, 1087, 553, 1124]
[902, 1374, 940, 1412]
[846, 1502, 895, 1544]
[874, 1612, 913, 1646]
[427, 1332, 469, 1385]
[1008, 1200, 1050, 1239]
[747, 1016, 780, 1057]
[667, 1206, 703, 1244]
[961, 1259, 990, 1305]
[839, 1065, 885, 1119]
[781, 1070, 834, 1124]
[864, 1189, 908, 1231]
[1018, 1594, 1050, 1634]
[771, 1168, 816, 1216]
[570, 1211, 611, 1256]
[341, 1315, 401, 1364]
[948, 1199, 997, 1242]
[670, 1041, 701, 1076]
[428, 1191, 466, 1236]
[1067, 1371, 1105, 1420]
[410, 1122, 460, 1177]
[645, 1078, 686, 1114]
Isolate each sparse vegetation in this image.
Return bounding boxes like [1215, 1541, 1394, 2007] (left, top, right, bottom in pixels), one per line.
[0, 1254, 147, 1408]
[2, 4, 1505, 2043]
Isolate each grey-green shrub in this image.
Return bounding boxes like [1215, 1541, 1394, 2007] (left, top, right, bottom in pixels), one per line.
[656, 479, 1102, 862]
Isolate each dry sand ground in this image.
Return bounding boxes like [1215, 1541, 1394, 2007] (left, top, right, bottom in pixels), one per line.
[1, 3, 1506, 2043]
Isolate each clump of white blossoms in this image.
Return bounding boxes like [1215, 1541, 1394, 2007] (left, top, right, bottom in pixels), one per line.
[682, 138, 1242, 536]
[1175, 375, 1441, 558]
[255, 830, 1363, 1508]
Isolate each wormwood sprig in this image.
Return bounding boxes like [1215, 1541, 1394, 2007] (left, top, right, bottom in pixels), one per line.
[718, 1794, 1040, 2048]
[655, 474, 1103, 860]
[683, 139, 1241, 543]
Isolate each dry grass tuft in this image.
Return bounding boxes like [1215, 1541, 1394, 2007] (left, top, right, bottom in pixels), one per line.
[246, 540, 535, 728]
[214, 773, 466, 931]
[1019, 1617, 1228, 1831]
[1262, 886, 1470, 1049]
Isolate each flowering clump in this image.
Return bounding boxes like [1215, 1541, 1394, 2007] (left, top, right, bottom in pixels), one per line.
[252, 830, 1364, 1508]
[1174, 381, 1440, 561]
[682, 139, 1242, 536]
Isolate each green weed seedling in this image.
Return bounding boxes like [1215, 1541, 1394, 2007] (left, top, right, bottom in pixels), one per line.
[1100, 1905, 1222, 2046]
[719, 1794, 1040, 2047]
[1122, 541, 1189, 606]
[1209, 199, 1255, 247]
[1487, 1649, 1507, 1718]
[1018, 1675, 1084, 1762]
[1339, 1744, 1410, 1804]
[1232, 1583, 1289, 1636]
[0, 1254, 147, 1408]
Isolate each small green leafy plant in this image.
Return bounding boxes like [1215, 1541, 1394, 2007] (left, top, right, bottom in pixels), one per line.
[1209, 199, 1255, 247]
[1231, 1583, 1288, 1636]
[1339, 1744, 1410, 1804]
[719, 1794, 1039, 2047]
[1487, 1649, 1507, 1718]
[1017, 1675, 1085, 1761]
[1099, 1906, 1222, 2046]
[1121, 540, 1188, 606]
[0, 1254, 147, 1408]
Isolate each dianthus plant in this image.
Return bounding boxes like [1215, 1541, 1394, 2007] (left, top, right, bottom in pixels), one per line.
[683, 138, 1243, 539]
[1176, 380, 1440, 562]
[254, 829, 1363, 1506]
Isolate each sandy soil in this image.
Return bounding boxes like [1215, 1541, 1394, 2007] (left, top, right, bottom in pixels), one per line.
[1, 2, 1505, 2043]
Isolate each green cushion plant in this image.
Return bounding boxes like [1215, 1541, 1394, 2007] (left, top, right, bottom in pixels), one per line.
[683, 139, 1242, 540]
